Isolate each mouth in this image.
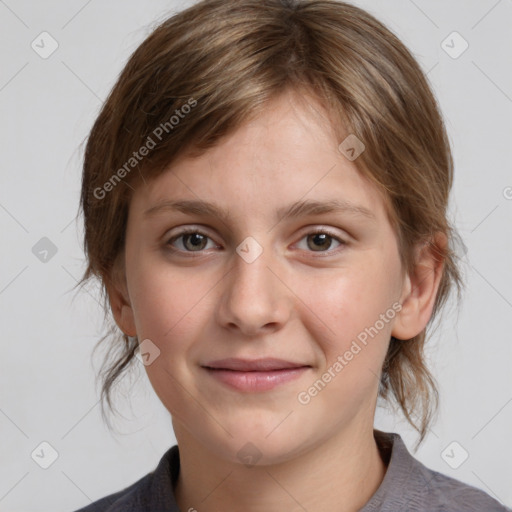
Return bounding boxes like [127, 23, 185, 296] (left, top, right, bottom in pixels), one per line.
[202, 357, 311, 372]
[201, 358, 312, 392]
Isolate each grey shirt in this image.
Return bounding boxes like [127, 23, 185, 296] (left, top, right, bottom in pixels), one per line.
[73, 430, 510, 511]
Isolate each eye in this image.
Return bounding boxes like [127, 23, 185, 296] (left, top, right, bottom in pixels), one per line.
[166, 229, 218, 253]
[165, 227, 347, 255]
[295, 228, 347, 254]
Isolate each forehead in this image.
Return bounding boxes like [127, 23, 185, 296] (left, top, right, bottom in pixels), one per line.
[130, 91, 389, 224]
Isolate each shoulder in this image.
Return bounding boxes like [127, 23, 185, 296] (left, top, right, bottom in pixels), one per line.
[71, 474, 152, 512]
[364, 431, 511, 512]
[412, 463, 510, 511]
[70, 445, 180, 512]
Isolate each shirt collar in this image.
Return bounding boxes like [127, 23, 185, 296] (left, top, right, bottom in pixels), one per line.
[360, 429, 420, 511]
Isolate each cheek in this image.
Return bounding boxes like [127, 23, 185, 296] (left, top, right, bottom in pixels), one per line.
[301, 256, 400, 362]
[127, 261, 214, 409]
[128, 257, 210, 347]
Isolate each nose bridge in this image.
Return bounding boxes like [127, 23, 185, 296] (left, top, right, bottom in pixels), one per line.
[217, 237, 289, 333]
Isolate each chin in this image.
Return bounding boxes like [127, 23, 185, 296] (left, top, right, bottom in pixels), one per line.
[208, 427, 308, 467]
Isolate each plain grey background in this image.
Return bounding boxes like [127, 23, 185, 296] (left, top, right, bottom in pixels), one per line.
[0, 0, 511, 510]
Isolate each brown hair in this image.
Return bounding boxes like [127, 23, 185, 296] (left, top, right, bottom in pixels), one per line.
[78, 0, 465, 446]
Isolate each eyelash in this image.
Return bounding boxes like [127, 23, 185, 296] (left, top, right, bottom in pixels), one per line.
[165, 227, 348, 257]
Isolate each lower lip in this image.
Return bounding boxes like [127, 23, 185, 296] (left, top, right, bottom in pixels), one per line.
[203, 367, 310, 392]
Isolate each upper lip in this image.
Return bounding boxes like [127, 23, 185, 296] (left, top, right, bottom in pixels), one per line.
[202, 358, 311, 371]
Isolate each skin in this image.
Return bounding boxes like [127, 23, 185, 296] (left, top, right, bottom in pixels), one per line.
[108, 89, 445, 512]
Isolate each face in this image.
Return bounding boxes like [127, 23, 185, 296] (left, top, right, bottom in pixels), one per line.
[114, 90, 411, 465]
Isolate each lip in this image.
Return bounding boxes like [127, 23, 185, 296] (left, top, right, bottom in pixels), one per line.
[202, 357, 310, 371]
[201, 358, 311, 392]
[203, 367, 310, 392]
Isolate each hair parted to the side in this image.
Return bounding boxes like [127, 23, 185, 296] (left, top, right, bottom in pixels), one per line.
[77, 0, 466, 447]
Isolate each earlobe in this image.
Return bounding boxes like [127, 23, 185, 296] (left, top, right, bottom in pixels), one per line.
[392, 233, 446, 341]
[117, 303, 137, 338]
[106, 260, 137, 338]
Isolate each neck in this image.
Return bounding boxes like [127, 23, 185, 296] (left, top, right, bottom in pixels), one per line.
[173, 423, 387, 512]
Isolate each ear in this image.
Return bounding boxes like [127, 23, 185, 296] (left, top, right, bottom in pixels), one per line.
[392, 232, 446, 341]
[105, 253, 137, 337]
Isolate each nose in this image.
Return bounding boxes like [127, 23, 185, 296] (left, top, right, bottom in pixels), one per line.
[216, 242, 292, 336]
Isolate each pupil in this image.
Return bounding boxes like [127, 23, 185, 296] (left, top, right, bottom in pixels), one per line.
[187, 233, 205, 250]
[310, 233, 330, 251]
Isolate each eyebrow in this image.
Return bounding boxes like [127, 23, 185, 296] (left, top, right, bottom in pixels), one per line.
[143, 198, 376, 223]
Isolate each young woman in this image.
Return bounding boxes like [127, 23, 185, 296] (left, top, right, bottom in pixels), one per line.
[73, 1, 510, 510]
